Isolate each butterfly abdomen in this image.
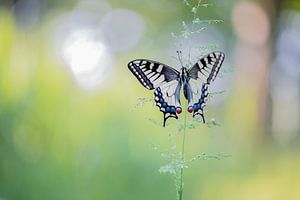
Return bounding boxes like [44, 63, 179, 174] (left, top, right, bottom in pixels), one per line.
[183, 82, 193, 103]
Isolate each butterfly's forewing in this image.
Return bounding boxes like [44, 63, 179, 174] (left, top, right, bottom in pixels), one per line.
[188, 52, 225, 84]
[128, 59, 180, 90]
[128, 59, 182, 126]
[187, 52, 225, 122]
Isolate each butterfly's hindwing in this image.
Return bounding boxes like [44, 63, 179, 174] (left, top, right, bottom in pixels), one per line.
[154, 79, 182, 126]
[154, 87, 179, 127]
[128, 59, 180, 90]
[191, 83, 209, 123]
[187, 51, 225, 84]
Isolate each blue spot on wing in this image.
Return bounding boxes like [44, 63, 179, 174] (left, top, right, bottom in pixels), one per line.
[171, 106, 176, 113]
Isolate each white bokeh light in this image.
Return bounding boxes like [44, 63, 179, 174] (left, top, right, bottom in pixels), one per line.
[52, 0, 145, 90]
[63, 30, 105, 74]
[52, 0, 115, 91]
[61, 29, 114, 90]
[100, 9, 145, 53]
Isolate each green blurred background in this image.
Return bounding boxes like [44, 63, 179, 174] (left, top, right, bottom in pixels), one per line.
[1, 0, 300, 199]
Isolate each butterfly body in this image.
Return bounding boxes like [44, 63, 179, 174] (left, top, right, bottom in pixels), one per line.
[128, 51, 225, 127]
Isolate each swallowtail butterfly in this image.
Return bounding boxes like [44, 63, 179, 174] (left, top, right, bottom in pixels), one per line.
[128, 51, 225, 127]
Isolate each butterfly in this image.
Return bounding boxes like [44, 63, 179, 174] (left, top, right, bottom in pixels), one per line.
[128, 51, 225, 127]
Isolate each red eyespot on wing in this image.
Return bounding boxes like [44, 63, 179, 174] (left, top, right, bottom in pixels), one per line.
[176, 107, 182, 114]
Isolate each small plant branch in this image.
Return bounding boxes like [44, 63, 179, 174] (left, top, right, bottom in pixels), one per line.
[178, 101, 188, 200]
[188, 152, 231, 163]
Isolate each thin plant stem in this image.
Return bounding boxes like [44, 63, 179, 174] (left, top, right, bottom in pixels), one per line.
[178, 102, 188, 200]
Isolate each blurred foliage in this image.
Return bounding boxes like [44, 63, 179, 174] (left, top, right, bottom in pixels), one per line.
[0, 0, 300, 200]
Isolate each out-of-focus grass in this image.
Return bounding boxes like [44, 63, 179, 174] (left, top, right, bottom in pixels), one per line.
[0, 8, 300, 200]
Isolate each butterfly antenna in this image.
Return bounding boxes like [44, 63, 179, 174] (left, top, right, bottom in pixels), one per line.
[176, 50, 184, 68]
